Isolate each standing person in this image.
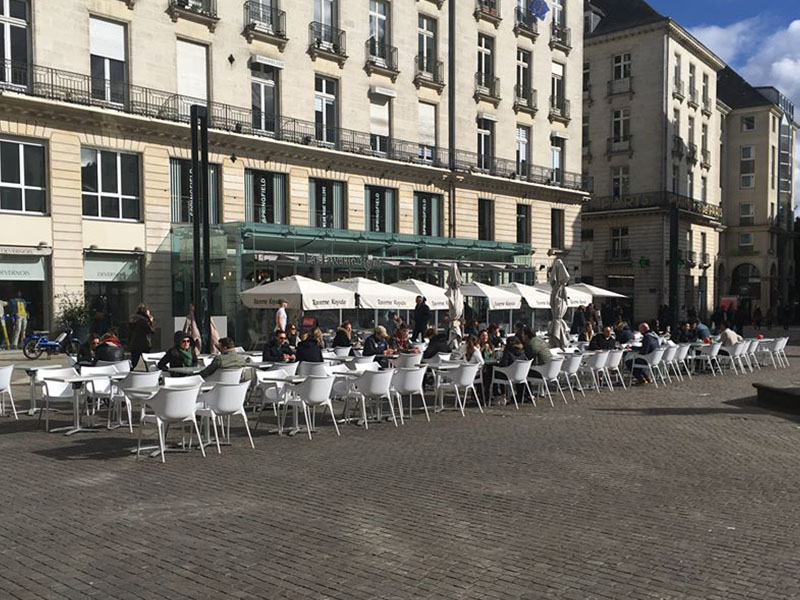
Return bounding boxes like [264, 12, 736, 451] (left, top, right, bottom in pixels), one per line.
[571, 306, 586, 336]
[275, 300, 288, 333]
[183, 303, 201, 352]
[0, 300, 9, 349]
[412, 296, 431, 342]
[128, 303, 155, 370]
[8, 291, 28, 349]
[158, 331, 199, 371]
[752, 306, 763, 331]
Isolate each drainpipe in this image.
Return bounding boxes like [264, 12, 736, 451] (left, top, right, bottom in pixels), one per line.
[448, 0, 457, 239]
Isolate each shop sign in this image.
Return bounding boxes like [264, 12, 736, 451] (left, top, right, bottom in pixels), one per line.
[0, 256, 46, 281]
[84, 256, 140, 283]
[0, 245, 51, 256]
[254, 253, 379, 269]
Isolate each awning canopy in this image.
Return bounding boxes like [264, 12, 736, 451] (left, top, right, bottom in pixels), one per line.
[461, 282, 522, 310]
[534, 283, 592, 308]
[499, 282, 551, 309]
[240, 275, 356, 310]
[330, 277, 419, 310]
[391, 279, 449, 310]
[569, 283, 628, 299]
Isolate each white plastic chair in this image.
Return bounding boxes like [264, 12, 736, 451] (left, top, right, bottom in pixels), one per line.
[253, 368, 290, 432]
[283, 375, 338, 440]
[38, 368, 79, 432]
[776, 337, 790, 367]
[559, 354, 585, 401]
[136, 385, 205, 463]
[333, 346, 352, 357]
[264, 361, 299, 376]
[206, 367, 244, 385]
[391, 366, 429, 421]
[163, 375, 205, 388]
[528, 357, 565, 407]
[581, 351, 610, 393]
[437, 363, 482, 416]
[0, 366, 18, 420]
[489, 359, 534, 409]
[660, 346, 678, 383]
[117, 371, 161, 429]
[746, 339, 761, 371]
[351, 356, 376, 367]
[197, 381, 254, 452]
[343, 369, 397, 429]
[297, 362, 329, 377]
[690, 342, 722, 376]
[96, 360, 131, 373]
[605, 349, 627, 390]
[394, 353, 423, 368]
[627, 348, 665, 387]
[718, 342, 746, 375]
[141, 352, 166, 372]
[81, 365, 118, 420]
[674, 344, 693, 379]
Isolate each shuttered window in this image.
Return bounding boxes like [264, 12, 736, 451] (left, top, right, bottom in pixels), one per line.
[176, 40, 208, 101]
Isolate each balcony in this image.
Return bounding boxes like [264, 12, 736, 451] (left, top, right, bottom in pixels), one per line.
[672, 135, 685, 158]
[308, 22, 347, 67]
[585, 191, 722, 222]
[513, 6, 538, 40]
[414, 55, 445, 93]
[702, 97, 713, 117]
[549, 96, 570, 123]
[673, 78, 685, 101]
[451, 150, 591, 191]
[679, 249, 697, 267]
[607, 77, 633, 97]
[474, 0, 502, 27]
[686, 143, 698, 164]
[605, 249, 632, 264]
[607, 135, 632, 156]
[243, 2, 287, 50]
[701, 148, 711, 169]
[474, 72, 501, 106]
[687, 87, 699, 108]
[168, 0, 219, 30]
[364, 39, 399, 81]
[513, 85, 537, 115]
[699, 252, 712, 267]
[550, 23, 571, 53]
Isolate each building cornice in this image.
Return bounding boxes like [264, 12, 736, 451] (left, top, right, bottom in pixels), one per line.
[667, 21, 726, 71]
[584, 20, 666, 48]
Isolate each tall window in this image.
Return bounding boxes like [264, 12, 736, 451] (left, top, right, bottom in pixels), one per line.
[687, 171, 694, 198]
[612, 53, 631, 80]
[611, 108, 630, 142]
[702, 73, 709, 103]
[551, 137, 564, 183]
[516, 125, 529, 177]
[0, 138, 45, 213]
[417, 14, 436, 74]
[365, 185, 397, 233]
[414, 192, 443, 237]
[738, 232, 753, 251]
[90, 17, 126, 105]
[478, 198, 494, 241]
[583, 61, 590, 92]
[771, 145, 776, 190]
[245, 169, 286, 224]
[516, 48, 531, 94]
[169, 158, 220, 224]
[314, 75, 337, 144]
[81, 148, 140, 220]
[368, 0, 389, 60]
[550, 208, 565, 250]
[477, 34, 494, 86]
[741, 116, 755, 132]
[552, 0, 564, 26]
[309, 178, 346, 229]
[674, 108, 681, 136]
[582, 115, 590, 151]
[701, 232, 707, 256]
[740, 146, 755, 188]
[418, 101, 436, 161]
[688, 63, 696, 92]
[739, 203, 754, 226]
[701, 123, 708, 152]
[0, 0, 29, 86]
[673, 53, 681, 86]
[516, 204, 531, 244]
[672, 164, 679, 193]
[688, 116, 695, 145]
[551, 62, 565, 109]
[251, 62, 278, 133]
[611, 166, 629, 199]
[700, 176, 707, 202]
[611, 227, 629, 258]
[314, 0, 335, 27]
[176, 39, 208, 102]
[369, 95, 390, 154]
[477, 118, 494, 170]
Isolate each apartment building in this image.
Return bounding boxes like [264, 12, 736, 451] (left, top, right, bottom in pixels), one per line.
[580, 0, 725, 323]
[0, 0, 588, 346]
[716, 67, 797, 315]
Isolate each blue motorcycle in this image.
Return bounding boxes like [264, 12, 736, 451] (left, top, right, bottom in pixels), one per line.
[22, 327, 82, 360]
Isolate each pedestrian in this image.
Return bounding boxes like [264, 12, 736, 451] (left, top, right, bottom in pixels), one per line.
[275, 299, 288, 332]
[412, 296, 431, 342]
[752, 306, 763, 330]
[158, 331, 199, 371]
[128, 302, 155, 370]
[8, 291, 28, 349]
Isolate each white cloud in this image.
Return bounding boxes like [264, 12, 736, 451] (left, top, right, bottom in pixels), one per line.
[689, 18, 762, 65]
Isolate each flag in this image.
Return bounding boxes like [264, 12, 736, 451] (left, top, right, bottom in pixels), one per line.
[530, 0, 549, 20]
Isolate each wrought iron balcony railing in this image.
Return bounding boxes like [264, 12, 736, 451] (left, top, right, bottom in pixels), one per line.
[243, 2, 287, 41]
[607, 77, 633, 96]
[475, 0, 501, 23]
[688, 86, 699, 107]
[169, 0, 217, 17]
[475, 72, 501, 101]
[673, 77, 685, 99]
[585, 191, 722, 220]
[702, 96, 712, 115]
[514, 84, 537, 112]
[551, 23, 571, 49]
[514, 6, 538, 37]
[309, 22, 347, 58]
[365, 39, 399, 74]
[672, 135, 686, 157]
[414, 54, 445, 89]
[549, 96, 570, 121]
[451, 149, 591, 191]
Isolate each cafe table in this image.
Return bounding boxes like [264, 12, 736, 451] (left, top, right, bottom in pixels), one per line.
[167, 365, 207, 376]
[16, 364, 64, 415]
[256, 374, 310, 436]
[47, 372, 127, 436]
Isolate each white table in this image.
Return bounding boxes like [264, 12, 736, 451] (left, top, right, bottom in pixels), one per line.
[258, 375, 311, 436]
[17, 364, 64, 416]
[47, 373, 126, 435]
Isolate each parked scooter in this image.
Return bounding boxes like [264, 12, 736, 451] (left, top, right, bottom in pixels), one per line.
[22, 327, 82, 359]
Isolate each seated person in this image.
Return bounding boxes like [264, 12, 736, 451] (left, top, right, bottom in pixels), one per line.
[477, 330, 495, 361]
[579, 322, 595, 343]
[624, 323, 660, 384]
[285, 324, 301, 349]
[615, 321, 634, 345]
[262, 331, 295, 363]
[498, 336, 526, 368]
[521, 326, 552, 366]
[392, 324, 412, 352]
[693, 319, 712, 341]
[461, 335, 484, 365]
[158, 331, 198, 371]
[589, 326, 617, 351]
[332, 321, 354, 348]
[464, 319, 480, 337]
[422, 327, 450, 360]
[718, 322, 743, 348]
[487, 323, 503, 348]
[363, 326, 393, 357]
[94, 332, 125, 364]
[295, 328, 325, 363]
[77, 333, 100, 365]
[674, 322, 692, 344]
[199, 337, 248, 379]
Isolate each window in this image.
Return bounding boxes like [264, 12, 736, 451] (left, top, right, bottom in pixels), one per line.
[687, 171, 694, 198]
[478, 198, 494, 241]
[551, 62, 565, 109]
[417, 14, 437, 74]
[701, 232, 707, 256]
[611, 227, 629, 258]
[81, 149, 139, 220]
[176, 39, 208, 102]
[673, 108, 681, 136]
[365, 185, 397, 233]
[516, 204, 531, 244]
[169, 159, 220, 224]
[368, 0, 389, 51]
[702, 73, 709, 103]
[772, 115, 777, 133]
[0, 138, 45, 213]
[309, 178, 346, 229]
[516, 125, 529, 177]
[672, 164, 680, 193]
[771, 145, 776, 190]
[314, 0, 335, 27]
[740, 146, 755, 188]
[90, 18, 126, 105]
[552, 0, 564, 26]
[477, 34, 494, 86]
[245, 169, 287, 224]
[688, 116, 695, 145]
[673, 53, 681, 85]
[582, 115, 589, 150]
[251, 62, 278, 133]
[581, 229, 594, 241]
[688, 63, 696, 92]
[0, 0, 29, 86]
[611, 108, 630, 142]
[701, 176, 707, 202]
[418, 101, 437, 162]
[314, 75, 337, 144]
[738, 233, 753, 249]
[550, 208, 565, 250]
[414, 192, 443, 237]
[516, 48, 531, 95]
[701, 123, 708, 152]
[369, 95, 390, 154]
[477, 118, 494, 170]
[612, 53, 631, 80]
[583, 61, 590, 92]
[611, 166, 629, 199]
[741, 116, 755, 132]
[739, 203, 754, 226]
[550, 136, 564, 183]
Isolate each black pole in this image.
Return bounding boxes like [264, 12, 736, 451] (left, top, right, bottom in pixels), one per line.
[190, 105, 202, 342]
[447, 0, 456, 238]
[199, 109, 211, 353]
[668, 200, 679, 332]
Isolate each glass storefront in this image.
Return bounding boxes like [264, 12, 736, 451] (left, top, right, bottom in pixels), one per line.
[0, 251, 50, 346]
[83, 254, 142, 342]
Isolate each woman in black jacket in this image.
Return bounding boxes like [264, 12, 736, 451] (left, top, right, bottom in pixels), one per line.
[128, 303, 155, 370]
[295, 328, 324, 363]
[157, 331, 199, 371]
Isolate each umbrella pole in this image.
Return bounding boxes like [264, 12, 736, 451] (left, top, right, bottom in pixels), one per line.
[374, 308, 378, 329]
[339, 308, 342, 324]
[509, 309, 512, 331]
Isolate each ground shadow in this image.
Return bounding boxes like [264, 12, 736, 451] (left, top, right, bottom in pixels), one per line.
[32, 436, 139, 461]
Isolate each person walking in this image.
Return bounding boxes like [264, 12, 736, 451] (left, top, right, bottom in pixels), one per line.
[412, 296, 431, 342]
[275, 300, 288, 332]
[9, 291, 28, 350]
[128, 303, 155, 370]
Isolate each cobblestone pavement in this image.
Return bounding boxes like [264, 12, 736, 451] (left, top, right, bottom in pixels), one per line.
[2, 346, 800, 599]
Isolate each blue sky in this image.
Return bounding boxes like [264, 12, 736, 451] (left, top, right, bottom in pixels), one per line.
[648, 0, 799, 30]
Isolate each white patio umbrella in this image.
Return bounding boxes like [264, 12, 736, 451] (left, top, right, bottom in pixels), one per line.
[460, 282, 522, 311]
[534, 283, 592, 308]
[569, 283, 628, 299]
[500, 282, 551, 309]
[240, 275, 356, 310]
[391, 279, 449, 310]
[331, 277, 419, 329]
[547, 259, 571, 350]
[446, 265, 464, 350]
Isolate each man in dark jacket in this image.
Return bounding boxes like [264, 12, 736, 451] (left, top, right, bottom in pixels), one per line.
[332, 321, 354, 348]
[262, 331, 295, 363]
[422, 328, 450, 360]
[158, 331, 199, 371]
[77, 334, 101, 365]
[412, 296, 431, 342]
[128, 303, 155, 370]
[363, 326, 391, 357]
[625, 323, 660, 384]
[589, 326, 617, 351]
[94, 333, 125, 364]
